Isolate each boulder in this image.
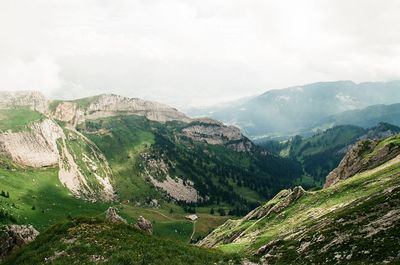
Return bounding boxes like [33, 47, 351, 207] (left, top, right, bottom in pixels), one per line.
[0, 225, 39, 262]
[136, 216, 153, 235]
[105, 207, 127, 224]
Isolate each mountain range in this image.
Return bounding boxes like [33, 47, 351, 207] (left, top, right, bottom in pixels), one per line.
[189, 81, 400, 139]
[1, 85, 400, 264]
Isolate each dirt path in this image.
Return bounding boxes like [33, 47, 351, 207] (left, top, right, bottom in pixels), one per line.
[145, 209, 175, 221]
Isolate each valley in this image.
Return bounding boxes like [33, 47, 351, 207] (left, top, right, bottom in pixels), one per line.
[1, 89, 400, 264]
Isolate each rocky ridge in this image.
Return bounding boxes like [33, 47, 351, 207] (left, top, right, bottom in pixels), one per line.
[0, 91, 256, 203]
[198, 186, 306, 248]
[325, 136, 400, 188]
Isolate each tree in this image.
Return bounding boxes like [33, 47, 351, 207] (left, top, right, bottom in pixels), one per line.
[217, 208, 226, 216]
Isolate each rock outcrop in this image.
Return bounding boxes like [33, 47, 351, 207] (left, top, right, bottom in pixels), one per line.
[324, 138, 400, 188]
[135, 216, 153, 235]
[0, 91, 48, 113]
[105, 207, 127, 224]
[52, 94, 192, 126]
[142, 153, 201, 203]
[244, 186, 306, 221]
[198, 187, 306, 248]
[0, 119, 64, 167]
[182, 121, 253, 152]
[0, 225, 39, 262]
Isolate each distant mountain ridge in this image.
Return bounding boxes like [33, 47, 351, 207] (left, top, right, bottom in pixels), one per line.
[188, 80, 400, 138]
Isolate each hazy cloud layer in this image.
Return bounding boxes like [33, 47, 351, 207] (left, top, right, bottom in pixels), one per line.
[1, 0, 400, 109]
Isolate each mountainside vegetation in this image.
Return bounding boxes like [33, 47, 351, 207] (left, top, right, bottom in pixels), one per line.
[77, 114, 303, 214]
[3, 217, 240, 265]
[257, 123, 400, 188]
[312, 103, 400, 131]
[199, 134, 400, 264]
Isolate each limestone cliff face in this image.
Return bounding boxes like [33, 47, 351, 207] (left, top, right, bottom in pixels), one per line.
[0, 91, 48, 113]
[52, 94, 192, 125]
[0, 118, 114, 201]
[141, 152, 201, 203]
[182, 120, 254, 152]
[85, 94, 192, 123]
[324, 138, 400, 188]
[0, 119, 63, 167]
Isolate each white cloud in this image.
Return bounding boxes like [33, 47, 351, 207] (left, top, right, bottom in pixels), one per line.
[0, 0, 399, 109]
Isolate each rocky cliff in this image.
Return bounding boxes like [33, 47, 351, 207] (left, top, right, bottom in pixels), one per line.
[0, 91, 48, 113]
[51, 94, 192, 125]
[325, 136, 400, 188]
[182, 120, 254, 152]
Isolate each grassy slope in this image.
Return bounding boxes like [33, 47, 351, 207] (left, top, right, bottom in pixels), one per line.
[258, 125, 366, 188]
[78, 115, 302, 212]
[0, 156, 109, 231]
[0, 110, 227, 242]
[204, 135, 400, 264]
[0, 108, 43, 132]
[3, 217, 241, 265]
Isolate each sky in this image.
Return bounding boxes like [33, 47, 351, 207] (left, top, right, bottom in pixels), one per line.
[0, 0, 400, 109]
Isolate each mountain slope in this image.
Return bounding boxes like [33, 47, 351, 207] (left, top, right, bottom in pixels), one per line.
[189, 81, 400, 138]
[257, 123, 400, 188]
[2, 217, 240, 265]
[0, 91, 303, 226]
[312, 103, 400, 131]
[199, 134, 400, 264]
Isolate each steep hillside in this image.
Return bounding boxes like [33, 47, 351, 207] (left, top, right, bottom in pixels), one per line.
[257, 123, 400, 188]
[0, 91, 303, 220]
[199, 134, 400, 264]
[312, 103, 400, 131]
[2, 217, 240, 265]
[76, 114, 302, 212]
[188, 81, 400, 138]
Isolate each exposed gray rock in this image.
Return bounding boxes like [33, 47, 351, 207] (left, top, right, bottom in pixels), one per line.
[0, 119, 64, 167]
[0, 225, 39, 262]
[244, 186, 306, 221]
[182, 121, 253, 152]
[105, 207, 127, 224]
[0, 91, 48, 113]
[136, 216, 153, 235]
[325, 138, 400, 188]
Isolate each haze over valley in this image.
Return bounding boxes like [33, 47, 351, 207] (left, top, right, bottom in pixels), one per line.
[1, 1, 400, 264]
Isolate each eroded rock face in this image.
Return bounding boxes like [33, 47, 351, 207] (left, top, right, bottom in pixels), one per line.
[244, 186, 306, 221]
[0, 225, 39, 262]
[0, 91, 48, 113]
[324, 138, 400, 188]
[87, 94, 192, 123]
[0, 119, 64, 167]
[105, 207, 127, 224]
[142, 153, 201, 203]
[52, 102, 84, 128]
[182, 121, 253, 152]
[136, 216, 153, 235]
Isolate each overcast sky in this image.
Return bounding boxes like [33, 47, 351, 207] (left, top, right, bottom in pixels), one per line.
[0, 0, 400, 109]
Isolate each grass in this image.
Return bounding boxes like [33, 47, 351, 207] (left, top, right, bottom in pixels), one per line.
[3, 217, 241, 265]
[0, 157, 109, 231]
[0, 108, 43, 132]
[203, 145, 400, 263]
